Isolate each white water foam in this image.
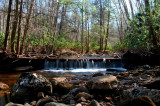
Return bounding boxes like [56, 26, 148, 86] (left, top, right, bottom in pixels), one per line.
[43, 68, 126, 74]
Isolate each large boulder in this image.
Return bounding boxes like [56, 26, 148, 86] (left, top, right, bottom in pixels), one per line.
[87, 75, 118, 90]
[11, 72, 52, 103]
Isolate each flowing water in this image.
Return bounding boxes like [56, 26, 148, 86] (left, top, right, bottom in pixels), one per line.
[44, 57, 126, 75]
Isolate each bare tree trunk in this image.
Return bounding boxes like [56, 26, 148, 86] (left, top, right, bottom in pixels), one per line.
[0, 15, 1, 32]
[86, 14, 89, 53]
[20, 0, 34, 54]
[17, 0, 23, 56]
[52, 2, 60, 54]
[4, 0, 13, 51]
[104, 6, 110, 52]
[99, 0, 103, 51]
[81, 0, 84, 54]
[59, 4, 67, 35]
[129, 0, 134, 19]
[11, 0, 19, 53]
[87, 21, 90, 53]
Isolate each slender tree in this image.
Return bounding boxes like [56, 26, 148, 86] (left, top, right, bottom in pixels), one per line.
[4, 0, 13, 51]
[20, 0, 34, 54]
[11, 0, 19, 53]
[17, 0, 23, 56]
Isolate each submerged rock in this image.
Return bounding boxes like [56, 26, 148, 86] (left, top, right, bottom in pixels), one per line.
[87, 75, 118, 90]
[11, 72, 52, 103]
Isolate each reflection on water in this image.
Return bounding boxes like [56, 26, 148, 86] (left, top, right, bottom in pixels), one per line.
[0, 93, 10, 106]
[0, 73, 20, 106]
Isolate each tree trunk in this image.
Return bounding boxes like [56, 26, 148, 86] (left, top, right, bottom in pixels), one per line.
[20, 0, 34, 54]
[52, 2, 60, 54]
[4, 0, 13, 51]
[17, 0, 23, 56]
[104, 0, 110, 52]
[11, 0, 19, 53]
[81, 0, 84, 54]
[99, 0, 103, 51]
[144, 0, 158, 49]
[129, 0, 134, 19]
[59, 4, 67, 35]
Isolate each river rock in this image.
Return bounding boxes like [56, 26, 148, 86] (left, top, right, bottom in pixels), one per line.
[143, 79, 160, 89]
[11, 72, 52, 103]
[92, 72, 105, 77]
[44, 102, 69, 106]
[5, 102, 23, 106]
[119, 96, 156, 106]
[120, 87, 160, 105]
[87, 75, 118, 90]
[50, 77, 72, 95]
[75, 92, 93, 100]
[77, 97, 87, 102]
[36, 97, 57, 106]
[0, 82, 9, 90]
[89, 100, 100, 106]
[24, 103, 31, 106]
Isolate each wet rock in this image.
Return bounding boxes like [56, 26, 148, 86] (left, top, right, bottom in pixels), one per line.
[119, 96, 156, 106]
[62, 94, 74, 104]
[62, 86, 89, 104]
[24, 103, 31, 106]
[75, 103, 82, 106]
[37, 92, 45, 99]
[89, 100, 100, 106]
[141, 65, 151, 70]
[92, 72, 105, 77]
[5, 102, 23, 106]
[44, 102, 69, 106]
[68, 80, 82, 85]
[75, 92, 93, 100]
[87, 75, 118, 90]
[0, 82, 9, 90]
[11, 72, 52, 103]
[120, 87, 160, 105]
[77, 97, 87, 102]
[143, 80, 160, 90]
[36, 97, 57, 106]
[31, 101, 36, 106]
[50, 77, 71, 95]
[70, 99, 76, 104]
[69, 86, 89, 96]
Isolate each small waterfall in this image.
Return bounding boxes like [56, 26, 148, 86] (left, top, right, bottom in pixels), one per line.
[44, 58, 124, 70]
